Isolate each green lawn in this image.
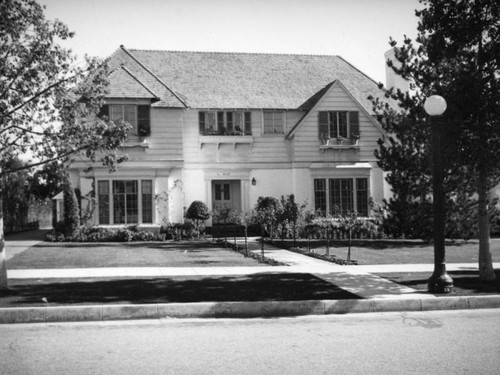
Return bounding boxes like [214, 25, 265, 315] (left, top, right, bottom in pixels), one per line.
[272, 239, 500, 265]
[7, 241, 268, 269]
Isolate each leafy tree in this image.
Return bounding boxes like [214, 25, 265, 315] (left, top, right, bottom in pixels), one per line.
[279, 194, 306, 246]
[185, 200, 210, 233]
[254, 196, 283, 240]
[0, 0, 131, 290]
[62, 176, 80, 236]
[1, 157, 31, 232]
[373, 0, 500, 280]
[28, 160, 66, 201]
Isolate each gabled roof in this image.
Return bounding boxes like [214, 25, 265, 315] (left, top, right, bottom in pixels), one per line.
[286, 80, 388, 139]
[106, 46, 391, 111]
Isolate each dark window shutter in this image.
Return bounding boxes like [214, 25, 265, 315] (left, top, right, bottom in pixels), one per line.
[349, 111, 359, 138]
[137, 105, 151, 136]
[98, 105, 109, 119]
[244, 112, 251, 135]
[318, 111, 329, 140]
[199, 112, 205, 133]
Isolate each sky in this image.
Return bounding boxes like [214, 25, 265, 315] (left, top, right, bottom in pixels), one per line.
[39, 0, 423, 85]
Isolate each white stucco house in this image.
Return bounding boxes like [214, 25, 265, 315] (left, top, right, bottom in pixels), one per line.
[69, 45, 395, 230]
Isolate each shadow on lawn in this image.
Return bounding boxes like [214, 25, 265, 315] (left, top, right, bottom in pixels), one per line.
[1, 273, 360, 306]
[383, 270, 500, 294]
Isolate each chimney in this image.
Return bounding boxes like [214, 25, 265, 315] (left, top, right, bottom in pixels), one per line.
[384, 48, 410, 93]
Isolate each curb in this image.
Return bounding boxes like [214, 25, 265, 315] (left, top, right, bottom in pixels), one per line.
[1, 295, 500, 324]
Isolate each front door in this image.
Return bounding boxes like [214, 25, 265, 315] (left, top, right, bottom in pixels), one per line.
[213, 182, 231, 209]
[212, 180, 241, 224]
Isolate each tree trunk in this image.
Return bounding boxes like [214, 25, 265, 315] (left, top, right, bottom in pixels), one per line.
[477, 163, 496, 281]
[0, 185, 9, 290]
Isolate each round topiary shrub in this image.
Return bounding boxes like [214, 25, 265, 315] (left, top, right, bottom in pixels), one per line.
[185, 201, 211, 233]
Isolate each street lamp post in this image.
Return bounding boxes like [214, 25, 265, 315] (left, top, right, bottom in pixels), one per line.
[424, 95, 453, 293]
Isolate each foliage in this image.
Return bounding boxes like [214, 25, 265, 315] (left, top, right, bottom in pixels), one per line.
[252, 196, 284, 239]
[311, 215, 382, 241]
[212, 206, 240, 225]
[0, 0, 132, 289]
[278, 195, 306, 241]
[372, 0, 500, 250]
[1, 158, 31, 230]
[62, 177, 80, 236]
[185, 200, 210, 231]
[160, 221, 199, 240]
[28, 161, 66, 201]
[0, 0, 131, 180]
[46, 225, 162, 242]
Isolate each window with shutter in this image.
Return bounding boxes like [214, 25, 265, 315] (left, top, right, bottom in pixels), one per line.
[98, 105, 109, 119]
[199, 112, 205, 133]
[318, 111, 360, 145]
[137, 105, 150, 136]
[107, 104, 151, 137]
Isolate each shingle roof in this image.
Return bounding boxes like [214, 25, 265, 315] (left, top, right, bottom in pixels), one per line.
[107, 67, 158, 99]
[106, 46, 388, 112]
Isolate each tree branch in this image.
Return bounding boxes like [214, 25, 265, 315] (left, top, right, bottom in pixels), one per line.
[1, 69, 87, 121]
[0, 146, 87, 178]
[0, 39, 43, 100]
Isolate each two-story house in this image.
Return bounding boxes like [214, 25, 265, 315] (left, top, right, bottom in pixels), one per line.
[69, 45, 392, 229]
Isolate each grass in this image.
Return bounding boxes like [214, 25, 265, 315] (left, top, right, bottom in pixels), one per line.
[375, 270, 500, 296]
[271, 238, 500, 265]
[2, 234, 499, 306]
[7, 241, 268, 269]
[0, 273, 359, 307]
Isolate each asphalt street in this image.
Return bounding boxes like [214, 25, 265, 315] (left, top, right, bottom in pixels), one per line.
[1, 309, 499, 375]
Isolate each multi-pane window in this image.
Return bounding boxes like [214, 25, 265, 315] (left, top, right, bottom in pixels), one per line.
[318, 111, 359, 142]
[199, 111, 251, 135]
[100, 104, 151, 137]
[215, 183, 230, 201]
[263, 111, 285, 134]
[356, 178, 369, 217]
[329, 179, 354, 214]
[314, 178, 369, 216]
[111, 105, 137, 128]
[113, 180, 138, 224]
[97, 179, 153, 225]
[314, 179, 327, 213]
[97, 181, 110, 225]
[141, 180, 153, 224]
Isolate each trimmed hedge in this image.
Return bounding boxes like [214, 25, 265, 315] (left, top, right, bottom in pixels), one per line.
[46, 225, 163, 242]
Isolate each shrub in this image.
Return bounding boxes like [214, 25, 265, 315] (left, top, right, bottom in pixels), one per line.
[185, 201, 210, 222]
[46, 225, 163, 242]
[62, 179, 80, 236]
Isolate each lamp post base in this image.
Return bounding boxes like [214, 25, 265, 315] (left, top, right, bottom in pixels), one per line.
[428, 271, 454, 293]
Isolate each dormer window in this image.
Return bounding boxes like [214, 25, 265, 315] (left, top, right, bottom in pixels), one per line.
[99, 104, 151, 137]
[318, 111, 359, 143]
